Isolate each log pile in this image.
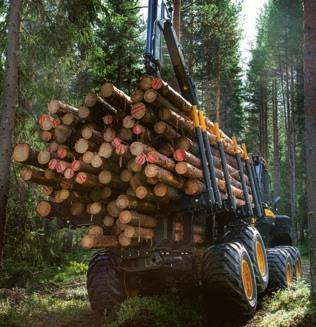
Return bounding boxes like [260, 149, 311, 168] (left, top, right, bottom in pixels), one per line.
[12, 76, 254, 250]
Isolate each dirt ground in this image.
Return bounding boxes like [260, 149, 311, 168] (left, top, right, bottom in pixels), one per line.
[1, 257, 311, 327]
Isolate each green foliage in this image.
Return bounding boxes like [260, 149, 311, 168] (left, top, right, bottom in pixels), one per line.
[1, 0, 144, 286]
[256, 281, 316, 327]
[244, 0, 306, 240]
[181, 0, 243, 137]
[104, 295, 206, 327]
[0, 289, 89, 327]
[52, 261, 87, 283]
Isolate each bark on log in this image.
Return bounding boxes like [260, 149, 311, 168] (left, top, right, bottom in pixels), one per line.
[122, 225, 154, 239]
[173, 148, 201, 168]
[100, 82, 132, 113]
[13, 144, 42, 168]
[36, 200, 68, 218]
[74, 138, 98, 154]
[21, 168, 57, 187]
[144, 89, 187, 116]
[159, 107, 195, 137]
[115, 194, 157, 213]
[144, 164, 184, 189]
[71, 159, 99, 175]
[135, 185, 156, 201]
[81, 126, 103, 144]
[147, 150, 176, 172]
[151, 78, 192, 114]
[153, 182, 181, 199]
[154, 121, 181, 140]
[75, 172, 99, 188]
[118, 210, 157, 228]
[175, 137, 199, 157]
[129, 172, 146, 191]
[48, 100, 78, 116]
[157, 143, 174, 158]
[81, 234, 118, 249]
[175, 162, 203, 180]
[130, 141, 155, 156]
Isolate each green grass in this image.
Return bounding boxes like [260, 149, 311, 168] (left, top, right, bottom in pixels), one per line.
[251, 281, 316, 327]
[0, 259, 315, 327]
[106, 295, 207, 327]
[51, 260, 87, 283]
[0, 287, 90, 327]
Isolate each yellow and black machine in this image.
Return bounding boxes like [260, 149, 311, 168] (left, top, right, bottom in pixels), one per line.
[86, 0, 302, 318]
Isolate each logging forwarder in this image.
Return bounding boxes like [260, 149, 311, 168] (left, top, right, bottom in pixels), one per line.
[12, 0, 303, 318]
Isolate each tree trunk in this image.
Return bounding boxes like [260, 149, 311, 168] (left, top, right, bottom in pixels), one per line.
[78, 44, 86, 97]
[272, 76, 281, 204]
[215, 46, 221, 123]
[0, 0, 23, 262]
[289, 64, 298, 245]
[303, 0, 316, 294]
[173, 0, 181, 41]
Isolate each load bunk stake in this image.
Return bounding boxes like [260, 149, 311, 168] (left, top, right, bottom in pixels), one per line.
[250, 157, 264, 206]
[192, 106, 215, 205]
[214, 123, 236, 210]
[232, 137, 253, 216]
[242, 144, 263, 217]
[199, 111, 222, 207]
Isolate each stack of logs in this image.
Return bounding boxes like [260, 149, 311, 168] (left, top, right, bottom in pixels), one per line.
[12, 75, 253, 250]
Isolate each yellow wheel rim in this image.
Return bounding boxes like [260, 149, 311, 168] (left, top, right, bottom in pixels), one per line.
[242, 259, 254, 300]
[296, 258, 302, 280]
[256, 241, 266, 276]
[286, 262, 293, 287]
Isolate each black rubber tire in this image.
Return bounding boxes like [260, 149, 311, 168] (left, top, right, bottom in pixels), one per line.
[276, 246, 303, 281]
[224, 225, 269, 293]
[202, 242, 257, 319]
[267, 248, 293, 291]
[87, 250, 125, 314]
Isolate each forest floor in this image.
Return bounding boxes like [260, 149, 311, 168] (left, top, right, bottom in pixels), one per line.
[0, 257, 315, 327]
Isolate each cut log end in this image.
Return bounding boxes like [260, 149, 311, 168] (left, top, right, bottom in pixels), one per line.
[74, 138, 89, 154]
[78, 106, 90, 119]
[144, 89, 158, 103]
[131, 102, 146, 119]
[100, 82, 115, 98]
[36, 201, 52, 217]
[98, 170, 112, 184]
[12, 143, 31, 163]
[116, 194, 130, 210]
[135, 186, 149, 199]
[85, 92, 98, 107]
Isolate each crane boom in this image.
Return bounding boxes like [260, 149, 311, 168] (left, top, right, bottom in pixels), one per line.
[145, 0, 198, 105]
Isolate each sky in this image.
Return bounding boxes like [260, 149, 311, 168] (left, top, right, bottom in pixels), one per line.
[239, 0, 268, 68]
[140, 0, 268, 69]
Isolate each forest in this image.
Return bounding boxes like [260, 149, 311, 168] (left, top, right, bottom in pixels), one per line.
[0, 0, 315, 326]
